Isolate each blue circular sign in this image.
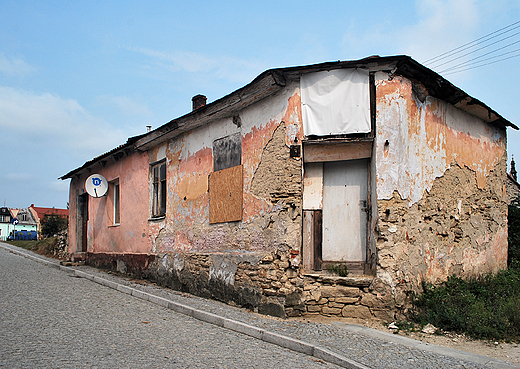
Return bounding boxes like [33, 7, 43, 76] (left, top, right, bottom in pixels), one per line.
[12, 218, 19, 225]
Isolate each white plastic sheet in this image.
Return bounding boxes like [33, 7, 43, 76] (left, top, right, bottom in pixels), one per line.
[301, 68, 370, 136]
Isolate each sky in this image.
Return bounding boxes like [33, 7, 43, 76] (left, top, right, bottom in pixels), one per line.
[1, 0, 519, 209]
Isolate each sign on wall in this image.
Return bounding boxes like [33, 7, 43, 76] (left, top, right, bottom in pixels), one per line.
[85, 174, 108, 198]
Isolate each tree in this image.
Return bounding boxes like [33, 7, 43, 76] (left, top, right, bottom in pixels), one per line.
[40, 212, 67, 238]
[508, 195, 520, 267]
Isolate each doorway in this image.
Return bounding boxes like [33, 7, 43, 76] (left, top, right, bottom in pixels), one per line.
[322, 159, 369, 265]
[78, 193, 89, 253]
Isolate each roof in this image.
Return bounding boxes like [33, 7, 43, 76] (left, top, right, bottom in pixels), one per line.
[29, 204, 69, 220]
[61, 55, 518, 178]
[508, 173, 520, 189]
[60, 133, 145, 180]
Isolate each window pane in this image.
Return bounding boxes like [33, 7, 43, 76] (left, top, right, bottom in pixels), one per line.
[160, 180, 166, 215]
[153, 166, 159, 183]
[114, 183, 120, 224]
[160, 163, 166, 180]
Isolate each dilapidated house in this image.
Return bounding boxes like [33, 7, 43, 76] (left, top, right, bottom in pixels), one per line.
[61, 55, 517, 320]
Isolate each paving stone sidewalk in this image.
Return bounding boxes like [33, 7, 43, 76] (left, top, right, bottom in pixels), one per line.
[1, 242, 517, 369]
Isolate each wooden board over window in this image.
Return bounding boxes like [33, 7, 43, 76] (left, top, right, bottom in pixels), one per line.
[209, 165, 243, 224]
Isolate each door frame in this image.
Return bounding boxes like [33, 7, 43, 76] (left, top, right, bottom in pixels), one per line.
[302, 139, 374, 274]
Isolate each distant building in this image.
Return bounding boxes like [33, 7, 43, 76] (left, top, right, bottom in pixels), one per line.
[28, 204, 69, 237]
[507, 158, 520, 204]
[0, 207, 37, 241]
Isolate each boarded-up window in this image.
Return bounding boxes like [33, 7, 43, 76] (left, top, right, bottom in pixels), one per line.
[301, 68, 370, 136]
[209, 133, 242, 224]
[209, 165, 243, 223]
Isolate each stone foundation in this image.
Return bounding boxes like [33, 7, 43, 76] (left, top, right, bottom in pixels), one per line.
[85, 248, 404, 321]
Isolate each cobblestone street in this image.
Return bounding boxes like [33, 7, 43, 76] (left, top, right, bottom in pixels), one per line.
[0, 246, 339, 368]
[1, 243, 517, 369]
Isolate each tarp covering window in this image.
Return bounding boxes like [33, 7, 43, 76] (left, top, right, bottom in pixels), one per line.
[301, 68, 370, 136]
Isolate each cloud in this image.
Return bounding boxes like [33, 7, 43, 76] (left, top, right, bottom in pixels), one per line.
[127, 47, 265, 83]
[399, 0, 480, 64]
[0, 54, 36, 77]
[95, 94, 151, 117]
[339, 0, 482, 66]
[0, 86, 128, 157]
[48, 180, 70, 193]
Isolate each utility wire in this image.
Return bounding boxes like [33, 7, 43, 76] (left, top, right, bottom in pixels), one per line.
[442, 52, 520, 76]
[423, 20, 520, 65]
[441, 48, 520, 74]
[423, 20, 520, 75]
[429, 31, 520, 69]
[439, 39, 520, 72]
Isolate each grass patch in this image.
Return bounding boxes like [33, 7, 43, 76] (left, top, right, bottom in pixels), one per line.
[6, 237, 61, 258]
[6, 240, 39, 251]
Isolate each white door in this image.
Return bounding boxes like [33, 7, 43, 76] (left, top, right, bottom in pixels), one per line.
[322, 159, 368, 262]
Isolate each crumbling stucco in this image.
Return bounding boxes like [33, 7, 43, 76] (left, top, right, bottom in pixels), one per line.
[150, 87, 304, 256]
[376, 156, 508, 302]
[250, 123, 302, 207]
[376, 74, 506, 205]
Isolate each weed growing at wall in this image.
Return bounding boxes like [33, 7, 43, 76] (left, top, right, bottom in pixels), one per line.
[412, 270, 520, 341]
[412, 198, 520, 341]
[326, 263, 349, 277]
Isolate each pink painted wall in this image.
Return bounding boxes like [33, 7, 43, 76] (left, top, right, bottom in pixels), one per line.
[68, 150, 152, 255]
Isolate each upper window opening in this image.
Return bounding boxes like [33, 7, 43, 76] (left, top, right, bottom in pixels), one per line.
[213, 133, 241, 172]
[151, 161, 166, 217]
[301, 69, 371, 137]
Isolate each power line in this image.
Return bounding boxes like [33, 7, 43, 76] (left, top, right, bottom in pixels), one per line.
[428, 31, 520, 69]
[423, 20, 520, 75]
[439, 39, 520, 72]
[442, 52, 520, 76]
[423, 20, 520, 65]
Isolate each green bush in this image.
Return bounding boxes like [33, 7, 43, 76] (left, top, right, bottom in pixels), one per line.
[508, 195, 520, 266]
[40, 212, 67, 238]
[411, 194, 520, 342]
[412, 269, 520, 341]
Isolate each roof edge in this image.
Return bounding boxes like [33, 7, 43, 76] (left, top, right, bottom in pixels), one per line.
[62, 55, 518, 178]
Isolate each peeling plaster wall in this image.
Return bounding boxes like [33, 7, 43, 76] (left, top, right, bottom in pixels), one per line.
[137, 82, 306, 316]
[375, 73, 506, 205]
[374, 72, 508, 303]
[151, 82, 304, 257]
[67, 151, 151, 256]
